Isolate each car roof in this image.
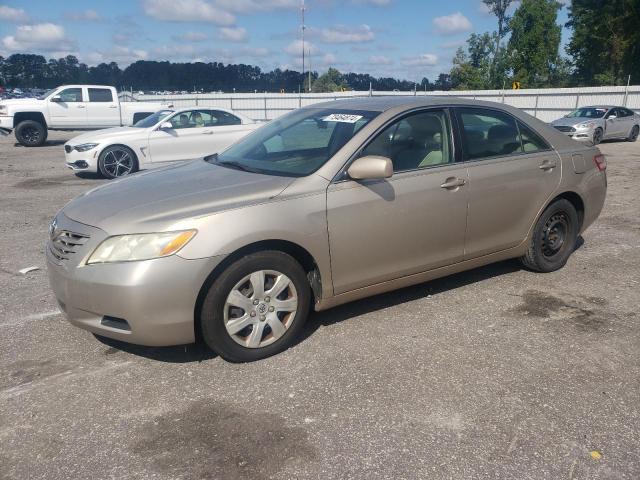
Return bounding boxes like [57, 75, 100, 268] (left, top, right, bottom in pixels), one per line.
[303, 95, 521, 113]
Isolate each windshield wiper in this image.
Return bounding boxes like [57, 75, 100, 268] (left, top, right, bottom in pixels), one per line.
[215, 159, 261, 174]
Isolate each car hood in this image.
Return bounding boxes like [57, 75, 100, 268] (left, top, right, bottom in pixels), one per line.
[551, 117, 603, 127]
[62, 160, 295, 233]
[67, 126, 145, 145]
[0, 98, 45, 107]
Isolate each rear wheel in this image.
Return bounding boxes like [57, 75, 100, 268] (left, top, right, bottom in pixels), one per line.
[200, 251, 311, 362]
[15, 120, 47, 147]
[520, 199, 579, 273]
[627, 125, 639, 142]
[592, 128, 603, 145]
[98, 145, 138, 179]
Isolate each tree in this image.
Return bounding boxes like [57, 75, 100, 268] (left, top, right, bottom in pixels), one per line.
[310, 68, 348, 92]
[567, 0, 639, 86]
[507, 0, 563, 87]
[482, 0, 515, 87]
[450, 32, 495, 89]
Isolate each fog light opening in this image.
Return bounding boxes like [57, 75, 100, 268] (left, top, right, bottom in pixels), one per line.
[73, 160, 89, 169]
[101, 316, 131, 331]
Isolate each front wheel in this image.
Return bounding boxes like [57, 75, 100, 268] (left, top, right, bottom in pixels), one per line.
[592, 128, 603, 145]
[97, 145, 138, 179]
[200, 251, 311, 362]
[627, 125, 639, 142]
[15, 120, 47, 147]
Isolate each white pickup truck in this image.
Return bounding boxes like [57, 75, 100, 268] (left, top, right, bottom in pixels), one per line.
[0, 85, 170, 147]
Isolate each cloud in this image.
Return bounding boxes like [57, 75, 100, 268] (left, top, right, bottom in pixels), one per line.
[0, 5, 29, 22]
[86, 46, 148, 66]
[433, 12, 472, 35]
[142, 0, 235, 25]
[173, 31, 209, 42]
[401, 53, 438, 67]
[213, 0, 299, 13]
[351, 0, 392, 5]
[368, 55, 393, 65]
[320, 24, 374, 44]
[218, 26, 248, 42]
[284, 39, 319, 56]
[66, 9, 101, 21]
[2, 23, 76, 52]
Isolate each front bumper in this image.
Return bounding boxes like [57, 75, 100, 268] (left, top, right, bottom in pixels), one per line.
[0, 115, 13, 131]
[64, 145, 100, 172]
[46, 213, 225, 346]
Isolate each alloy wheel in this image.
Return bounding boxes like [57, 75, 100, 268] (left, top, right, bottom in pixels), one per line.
[23, 126, 41, 144]
[223, 270, 298, 349]
[102, 149, 134, 177]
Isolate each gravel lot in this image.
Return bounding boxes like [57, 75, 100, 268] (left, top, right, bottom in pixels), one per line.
[1, 130, 639, 480]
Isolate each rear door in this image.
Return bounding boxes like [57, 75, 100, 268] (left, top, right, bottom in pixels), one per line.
[47, 87, 87, 127]
[455, 107, 561, 259]
[85, 88, 119, 128]
[327, 108, 469, 294]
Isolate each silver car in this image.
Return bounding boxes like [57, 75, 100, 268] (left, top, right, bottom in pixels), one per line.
[47, 97, 607, 362]
[550, 105, 640, 145]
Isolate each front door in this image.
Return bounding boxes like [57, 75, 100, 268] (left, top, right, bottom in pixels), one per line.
[47, 87, 87, 128]
[327, 108, 469, 294]
[147, 109, 217, 163]
[455, 107, 562, 259]
[85, 87, 120, 128]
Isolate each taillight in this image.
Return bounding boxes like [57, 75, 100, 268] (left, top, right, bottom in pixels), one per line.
[594, 154, 606, 172]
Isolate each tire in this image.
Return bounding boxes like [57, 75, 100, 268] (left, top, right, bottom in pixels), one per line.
[97, 145, 138, 179]
[592, 128, 603, 145]
[15, 120, 47, 147]
[520, 199, 579, 273]
[200, 251, 311, 362]
[627, 125, 639, 142]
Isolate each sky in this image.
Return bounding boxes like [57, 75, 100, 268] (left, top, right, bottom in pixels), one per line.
[0, 0, 571, 82]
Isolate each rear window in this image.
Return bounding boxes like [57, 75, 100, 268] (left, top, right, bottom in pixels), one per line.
[88, 88, 113, 102]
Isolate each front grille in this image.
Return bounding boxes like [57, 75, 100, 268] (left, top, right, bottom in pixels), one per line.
[554, 125, 576, 133]
[49, 230, 90, 261]
[64, 145, 73, 153]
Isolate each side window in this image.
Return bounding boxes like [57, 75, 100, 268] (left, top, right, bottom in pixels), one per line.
[517, 121, 550, 153]
[57, 88, 83, 102]
[88, 88, 113, 102]
[169, 111, 196, 129]
[621, 108, 634, 118]
[458, 108, 521, 160]
[211, 110, 242, 126]
[360, 109, 452, 172]
[606, 108, 619, 119]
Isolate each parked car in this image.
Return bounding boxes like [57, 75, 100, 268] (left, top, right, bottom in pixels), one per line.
[64, 107, 258, 179]
[550, 105, 639, 145]
[46, 97, 607, 362]
[0, 85, 170, 147]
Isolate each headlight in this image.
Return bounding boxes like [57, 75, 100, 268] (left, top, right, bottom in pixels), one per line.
[74, 143, 99, 152]
[87, 230, 197, 264]
[576, 122, 595, 129]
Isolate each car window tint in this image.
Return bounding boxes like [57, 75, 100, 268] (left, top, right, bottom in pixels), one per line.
[621, 108, 634, 117]
[211, 110, 242, 126]
[360, 109, 452, 172]
[88, 88, 113, 102]
[58, 88, 83, 102]
[458, 108, 521, 160]
[518, 121, 550, 153]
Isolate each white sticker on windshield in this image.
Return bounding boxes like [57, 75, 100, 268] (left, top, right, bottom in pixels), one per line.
[322, 114, 363, 123]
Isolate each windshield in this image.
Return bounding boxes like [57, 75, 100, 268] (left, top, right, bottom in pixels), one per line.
[38, 88, 57, 100]
[210, 108, 379, 177]
[566, 107, 608, 119]
[133, 109, 174, 128]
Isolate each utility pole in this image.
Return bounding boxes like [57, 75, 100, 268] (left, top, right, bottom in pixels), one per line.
[301, 0, 306, 93]
[308, 48, 312, 93]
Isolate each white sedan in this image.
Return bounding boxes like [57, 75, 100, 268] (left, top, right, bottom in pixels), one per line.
[64, 107, 259, 178]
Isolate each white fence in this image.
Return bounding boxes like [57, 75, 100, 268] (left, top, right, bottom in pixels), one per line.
[133, 85, 640, 123]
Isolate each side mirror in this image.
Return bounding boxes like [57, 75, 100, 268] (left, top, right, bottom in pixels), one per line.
[50, 95, 61, 103]
[607, 115, 617, 121]
[347, 155, 393, 180]
[159, 121, 173, 130]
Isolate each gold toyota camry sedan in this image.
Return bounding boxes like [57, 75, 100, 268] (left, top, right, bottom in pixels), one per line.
[46, 97, 607, 362]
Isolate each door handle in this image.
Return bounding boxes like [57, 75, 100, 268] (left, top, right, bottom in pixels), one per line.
[440, 177, 466, 189]
[77, 105, 85, 108]
[202, 131, 214, 135]
[539, 160, 557, 171]
[109, 105, 118, 108]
